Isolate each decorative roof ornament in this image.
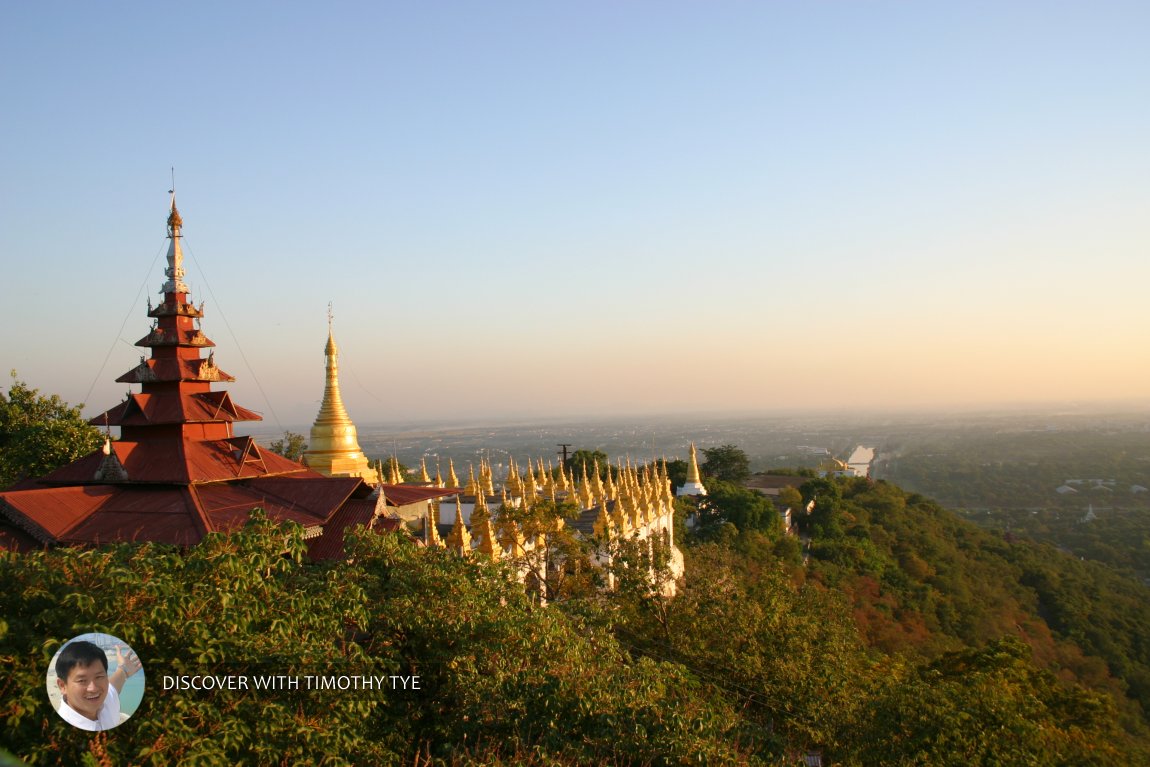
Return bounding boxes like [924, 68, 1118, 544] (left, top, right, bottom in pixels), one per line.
[93, 436, 129, 482]
[162, 189, 189, 294]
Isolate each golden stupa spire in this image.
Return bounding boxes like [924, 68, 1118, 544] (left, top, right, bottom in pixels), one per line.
[678, 442, 708, 497]
[505, 456, 522, 497]
[474, 513, 501, 561]
[578, 463, 593, 510]
[301, 309, 375, 483]
[425, 506, 443, 548]
[434, 462, 444, 488]
[444, 497, 471, 556]
[593, 501, 614, 540]
[591, 459, 605, 497]
[687, 443, 702, 484]
[448, 458, 460, 488]
[660, 458, 675, 508]
[471, 489, 491, 527]
[465, 464, 480, 496]
[497, 517, 525, 558]
[556, 460, 570, 492]
[481, 457, 495, 495]
[611, 497, 629, 536]
[525, 462, 539, 503]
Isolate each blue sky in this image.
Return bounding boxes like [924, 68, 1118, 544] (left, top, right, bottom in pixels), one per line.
[2, 2, 1148, 427]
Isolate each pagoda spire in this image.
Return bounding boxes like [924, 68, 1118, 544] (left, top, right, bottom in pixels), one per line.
[677, 442, 708, 497]
[163, 192, 189, 294]
[445, 497, 472, 556]
[301, 311, 375, 483]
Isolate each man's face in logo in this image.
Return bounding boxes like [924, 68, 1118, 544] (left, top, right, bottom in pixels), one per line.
[57, 660, 109, 720]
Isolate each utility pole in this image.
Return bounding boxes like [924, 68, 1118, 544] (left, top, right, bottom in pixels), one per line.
[557, 443, 572, 467]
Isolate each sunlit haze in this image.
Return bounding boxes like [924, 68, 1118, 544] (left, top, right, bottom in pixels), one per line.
[2, 2, 1148, 428]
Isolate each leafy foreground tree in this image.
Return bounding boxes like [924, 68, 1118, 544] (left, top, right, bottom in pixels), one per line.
[0, 373, 102, 488]
[0, 512, 750, 766]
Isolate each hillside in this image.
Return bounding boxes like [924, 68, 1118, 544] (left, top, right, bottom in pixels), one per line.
[3, 476, 1149, 764]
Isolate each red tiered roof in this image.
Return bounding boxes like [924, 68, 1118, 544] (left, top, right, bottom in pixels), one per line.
[0, 200, 374, 557]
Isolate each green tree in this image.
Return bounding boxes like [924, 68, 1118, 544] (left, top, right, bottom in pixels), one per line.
[0, 373, 103, 488]
[606, 530, 681, 644]
[0, 513, 750, 766]
[854, 638, 1125, 765]
[693, 479, 779, 537]
[267, 430, 307, 462]
[701, 444, 750, 483]
[565, 449, 609, 479]
[496, 497, 600, 603]
[649, 541, 877, 756]
[662, 458, 688, 490]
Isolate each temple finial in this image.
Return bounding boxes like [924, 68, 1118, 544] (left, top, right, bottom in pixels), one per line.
[162, 178, 187, 293]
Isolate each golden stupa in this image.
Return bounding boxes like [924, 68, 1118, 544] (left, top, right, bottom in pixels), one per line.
[301, 316, 376, 483]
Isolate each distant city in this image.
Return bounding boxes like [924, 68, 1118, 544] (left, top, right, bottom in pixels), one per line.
[244, 407, 1150, 481]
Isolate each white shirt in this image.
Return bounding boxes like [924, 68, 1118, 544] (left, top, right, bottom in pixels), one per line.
[57, 683, 121, 731]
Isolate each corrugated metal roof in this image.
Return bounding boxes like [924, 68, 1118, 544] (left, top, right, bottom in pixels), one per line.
[0, 475, 371, 551]
[195, 476, 362, 529]
[0, 485, 117, 541]
[90, 391, 259, 427]
[379, 485, 461, 506]
[568, 504, 602, 536]
[66, 506, 206, 546]
[305, 498, 379, 560]
[36, 439, 320, 485]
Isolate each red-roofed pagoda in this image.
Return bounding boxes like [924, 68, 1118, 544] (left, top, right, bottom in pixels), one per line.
[0, 198, 381, 556]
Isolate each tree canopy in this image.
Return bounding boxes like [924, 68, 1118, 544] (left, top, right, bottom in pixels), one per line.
[565, 449, 608, 478]
[267, 430, 307, 462]
[3, 444, 1148, 765]
[0, 373, 102, 488]
[701, 444, 751, 483]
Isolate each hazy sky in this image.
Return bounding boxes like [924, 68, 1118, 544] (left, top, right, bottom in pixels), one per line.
[2, 2, 1147, 428]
